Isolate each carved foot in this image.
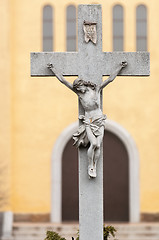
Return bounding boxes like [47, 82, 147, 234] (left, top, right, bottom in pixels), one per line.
[88, 166, 97, 178]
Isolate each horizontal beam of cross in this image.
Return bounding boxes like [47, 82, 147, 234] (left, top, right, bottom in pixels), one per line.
[31, 52, 150, 77]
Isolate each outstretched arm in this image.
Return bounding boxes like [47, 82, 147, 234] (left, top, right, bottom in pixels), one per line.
[47, 63, 74, 91]
[100, 61, 127, 90]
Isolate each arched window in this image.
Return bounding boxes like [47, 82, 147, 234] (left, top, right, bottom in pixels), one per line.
[66, 5, 76, 51]
[113, 5, 124, 51]
[136, 5, 147, 51]
[43, 5, 53, 51]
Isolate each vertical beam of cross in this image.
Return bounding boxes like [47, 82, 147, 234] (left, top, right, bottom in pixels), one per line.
[77, 5, 104, 240]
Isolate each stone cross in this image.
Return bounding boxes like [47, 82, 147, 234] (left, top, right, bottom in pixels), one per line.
[31, 4, 149, 240]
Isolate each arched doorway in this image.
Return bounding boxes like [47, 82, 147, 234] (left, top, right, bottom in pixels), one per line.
[103, 130, 129, 222]
[51, 120, 140, 223]
[62, 130, 129, 222]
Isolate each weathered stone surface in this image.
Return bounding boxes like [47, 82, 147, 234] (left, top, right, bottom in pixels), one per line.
[77, 5, 103, 240]
[31, 52, 78, 76]
[31, 52, 150, 77]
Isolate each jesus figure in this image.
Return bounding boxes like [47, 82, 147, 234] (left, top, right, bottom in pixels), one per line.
[47, 61, 127, 178]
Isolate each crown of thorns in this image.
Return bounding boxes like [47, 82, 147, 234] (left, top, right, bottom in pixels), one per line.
[73, 78, 96, 90]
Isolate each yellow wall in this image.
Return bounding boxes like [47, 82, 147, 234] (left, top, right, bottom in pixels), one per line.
[0, 0, 11, 211]
[1, 0, 159, 214]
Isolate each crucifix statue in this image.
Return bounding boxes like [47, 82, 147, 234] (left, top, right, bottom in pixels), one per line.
[47, 61, 127, 178]
[31, 4, 149, 240]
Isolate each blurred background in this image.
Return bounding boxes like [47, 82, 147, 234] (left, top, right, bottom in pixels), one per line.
[0, 0, 158, 238]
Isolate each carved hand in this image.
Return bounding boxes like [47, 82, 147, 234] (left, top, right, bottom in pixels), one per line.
[47, 63, 54, 70]
[121, 61, 128, 68]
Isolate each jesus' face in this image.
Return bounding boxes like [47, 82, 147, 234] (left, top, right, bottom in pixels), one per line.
[76, 85, 87, 93]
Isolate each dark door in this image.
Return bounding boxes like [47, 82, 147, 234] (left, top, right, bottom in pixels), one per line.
[62, 130, 129, 222]
[62, 136, 79, 221]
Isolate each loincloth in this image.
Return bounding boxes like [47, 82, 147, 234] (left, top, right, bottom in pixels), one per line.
[73, 114, 106, 148]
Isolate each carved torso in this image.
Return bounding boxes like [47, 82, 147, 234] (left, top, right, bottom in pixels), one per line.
[76, 85, 102, 119]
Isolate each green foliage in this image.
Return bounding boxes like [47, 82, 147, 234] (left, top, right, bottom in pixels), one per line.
[45, 225, 117, 240]
[44, 231, 66, 240]
[103, 225, 117, 240]
[75, 230, 79, 240]
[74, 225, 117, 240]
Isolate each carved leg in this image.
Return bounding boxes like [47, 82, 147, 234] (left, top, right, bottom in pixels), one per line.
[85, 126, 97, 178]
[94, 147, 100, 169]
[87, 144, 96, 177]
[93, 126, 104, 175]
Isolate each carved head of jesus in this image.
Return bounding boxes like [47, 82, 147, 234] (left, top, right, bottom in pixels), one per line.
[73, 78, 97, 93]
[73, 78, 87, 93]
